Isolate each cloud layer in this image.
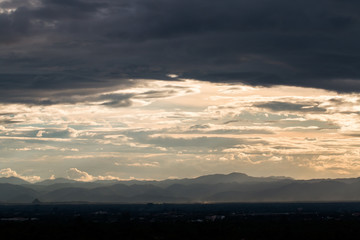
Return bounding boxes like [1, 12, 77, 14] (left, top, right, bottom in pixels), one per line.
[1, 0, 360, 181]
[0, 80, 359, 180]
[0, 168, 40, 182]
[1, 0, 360, 106]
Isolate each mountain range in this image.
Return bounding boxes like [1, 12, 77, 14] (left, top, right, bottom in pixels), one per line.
[1, 173, 360, 203]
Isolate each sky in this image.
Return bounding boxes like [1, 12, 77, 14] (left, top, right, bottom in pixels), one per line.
[0, 0, 360, 182]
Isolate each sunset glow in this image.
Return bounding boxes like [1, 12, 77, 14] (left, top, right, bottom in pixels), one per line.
[1, 79, 359, 181]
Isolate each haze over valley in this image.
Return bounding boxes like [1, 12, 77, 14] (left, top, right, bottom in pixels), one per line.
[2, 172, 360, 203]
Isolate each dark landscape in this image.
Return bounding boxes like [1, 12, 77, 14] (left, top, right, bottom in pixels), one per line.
[2, 202, 360, 239]
[2, 172, 360, 203]
[2, 173, 360, 239]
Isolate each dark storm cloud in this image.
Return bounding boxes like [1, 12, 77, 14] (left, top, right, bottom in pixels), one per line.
[1, 0, 360, 105]
[255, 101, 327, 113]
[0, 119, 22, 124]
[99, 93, 133, 107]
[137, 90, 179, 99]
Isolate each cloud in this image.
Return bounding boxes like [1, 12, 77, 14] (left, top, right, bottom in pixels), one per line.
[0, 168, 41, 182]
[0, 0, 360, 107]
[190, 124, 211, 130]
[66, 168, 121, 182]
[255, 101, 327, 113]
[127, 162, 159, 167]
[0, 80, 359, 180]
[66, 168, 94, 181]
[98, 93, 133, 107]
[143, 135, 266, 149]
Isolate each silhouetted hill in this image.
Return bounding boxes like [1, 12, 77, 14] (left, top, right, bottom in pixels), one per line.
[0, 177, 29, 185]
[0, 183, 38, 203]
[156, 172, 292, 187]
[36, 178, 78, 185]
[4, 173, 360, 203]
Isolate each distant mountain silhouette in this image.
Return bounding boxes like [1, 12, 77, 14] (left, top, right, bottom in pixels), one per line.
[146, 172, 292, 187]
[0, 183, 37, 203]
[0, 176, 29, 185]
[2, 172, 360, 203]
[36, 178, 78, 185]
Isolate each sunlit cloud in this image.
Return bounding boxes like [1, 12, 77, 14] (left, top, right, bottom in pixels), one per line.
[0, 79, 359, 180]
[66, 168, 122, 182]
[0, 168, 41, 183]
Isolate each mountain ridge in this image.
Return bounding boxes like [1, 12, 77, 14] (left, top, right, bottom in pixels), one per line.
[1, 172, 360, 203]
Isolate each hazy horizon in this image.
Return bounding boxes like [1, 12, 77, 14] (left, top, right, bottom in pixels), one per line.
[1, 170, 296, 183]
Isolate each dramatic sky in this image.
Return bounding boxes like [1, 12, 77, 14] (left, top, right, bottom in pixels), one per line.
[1, 0, 360, 182]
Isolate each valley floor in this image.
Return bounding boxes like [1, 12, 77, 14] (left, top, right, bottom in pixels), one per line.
[1, 203, 360, 239]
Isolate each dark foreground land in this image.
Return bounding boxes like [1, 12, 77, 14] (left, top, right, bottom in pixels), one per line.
[2, 202, 360, 239]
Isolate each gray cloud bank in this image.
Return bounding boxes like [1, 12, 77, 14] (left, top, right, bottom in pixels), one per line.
[1, 0, 360, 105]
